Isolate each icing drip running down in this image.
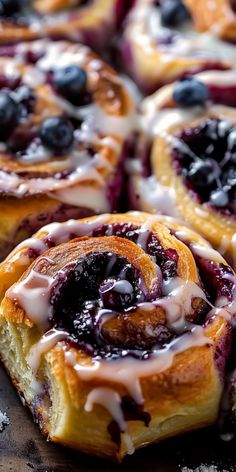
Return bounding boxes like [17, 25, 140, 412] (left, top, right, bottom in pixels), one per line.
[66, 326, 211, 405]
[6, 213, 236, 451]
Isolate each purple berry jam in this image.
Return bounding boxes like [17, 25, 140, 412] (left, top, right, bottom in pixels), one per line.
[50, 252, 148, 355]
[92, 223, 179, 279]
[198, 260, 235, 303]
[209, 84, 236, 108]
[173, 118, 236, 213]
[47, 222, 214, 360]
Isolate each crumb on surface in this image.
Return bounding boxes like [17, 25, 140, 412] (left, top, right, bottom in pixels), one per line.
[0, 410, 10, 432]
[181, 465, 233, 472]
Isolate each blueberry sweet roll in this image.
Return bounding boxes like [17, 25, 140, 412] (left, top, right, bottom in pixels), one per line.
[120, 0, 236, 94]
[0, 40, 135, 259]
[0, 0, 130, 51]
[0, 211, 235, 460]
[129, 70, 236, 267]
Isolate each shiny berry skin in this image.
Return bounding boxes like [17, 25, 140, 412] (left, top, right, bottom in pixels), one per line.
[173, 77, 209, 108]
[40, 116, 74, 152]
[188, 160, 217, 187]
[210, 189, 229, 208]
[160, 0, 190, 27]
[0, 91, 18, 130]
[0, 0, 20, 16]
[53, 65, 87, 100]
[99, 277, 134, 310]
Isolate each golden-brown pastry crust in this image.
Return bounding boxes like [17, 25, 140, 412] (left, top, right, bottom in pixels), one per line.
[184, 0, 236, 40]
[0, 212, 234, 460]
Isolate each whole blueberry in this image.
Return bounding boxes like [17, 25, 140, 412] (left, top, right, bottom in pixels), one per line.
[53, 65, 87, 101]
[0, 0, 21, 16]
[173, 77, 209, 108]
[40, 116, 74, 152]
[210, 189, 229, 208]
[188, 160, 217, 187]
[160, 0, 190, 27]
[99, 277, 134, 310]
[0, 91, 18, 131]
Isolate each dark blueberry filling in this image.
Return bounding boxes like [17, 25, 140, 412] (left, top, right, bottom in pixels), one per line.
[173, 118, 236, 212]
[0, 0, 31, 26]
[51, 252, 148, 353]
[47, 223, 217, 361]
[92, 223, 179, 279]
[0, 0, 21, 17]
[196, 260, 235, 303]
[159, 0, 190, 27]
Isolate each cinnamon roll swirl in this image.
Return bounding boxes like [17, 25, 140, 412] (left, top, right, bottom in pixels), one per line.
[0, 211, 235, 460]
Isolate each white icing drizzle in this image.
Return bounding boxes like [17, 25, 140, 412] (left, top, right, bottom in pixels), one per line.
[112, 280, 134, 295]
[6, 270, 54, 330]
[41, 214, 109, 244]
[27, 328, 68, 373]
[131, 175, 179, 217]
[13, 214, 109, 264]
[125, 0, 236, 66]
[66, 326, 211, 405]
[85, 387, 135, 455]
[157, 278, 210, 331]
[85, 387, 126, 432]
[7, 212, 236, 441]
[141, 69, 236, 139]
[191, 244, 225, 264]
[138, 276, 212, 331]
[53, 185, 110, 212]
[16, 236, 48, 255]
[23, 67, 45, 88]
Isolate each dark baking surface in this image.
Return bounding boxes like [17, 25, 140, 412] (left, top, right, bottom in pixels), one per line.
[1, 367, 236, 472]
